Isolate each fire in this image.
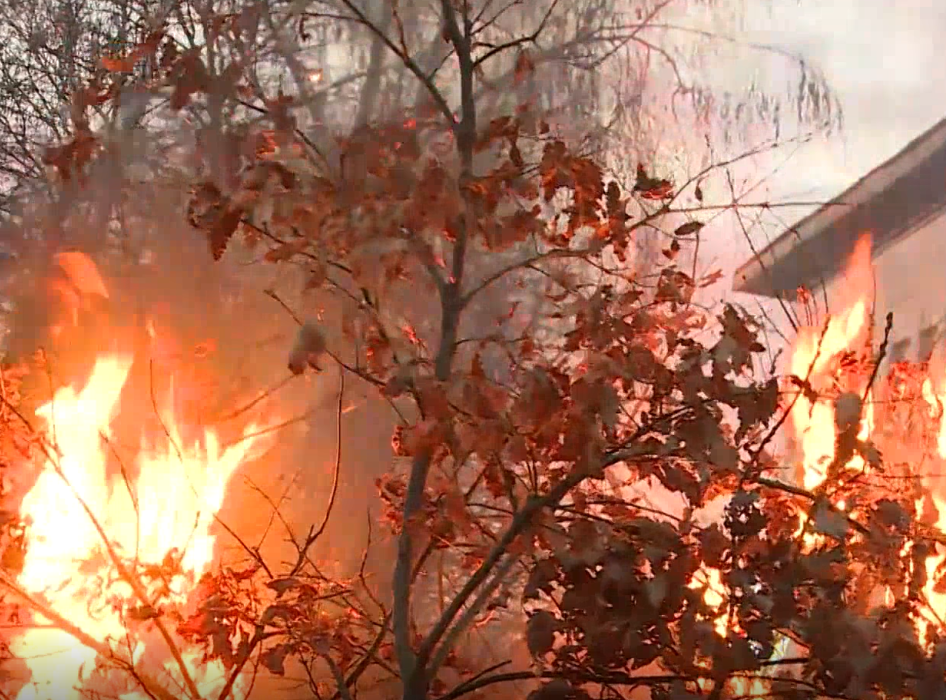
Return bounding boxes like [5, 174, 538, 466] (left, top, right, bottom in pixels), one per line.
[7, 257, 268, 700]
[689, 565, 729, 637]
[786, 233, 946, 656]
[917, 375, 946, 648]
[688, 567, 770, 697]
[685, 235, 877, 697]
[789, 235, 874, 493]
[922, 376, 946, 458]
[46, 251, 111, 339]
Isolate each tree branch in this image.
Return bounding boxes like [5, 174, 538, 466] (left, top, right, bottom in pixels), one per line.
[426, 552, 517, 679]
[289, 369, 346, 577]
[472, 0, 561, 67]
[0, 570, 178, 700]
[392, 449, 432, 683]
[439, 0, 476, 287]
[37, 432, 202, 700]
[392, 3, 483, 691]
[324, 653, 354, 700]
[415, 438, 657, 670]
[218, 372, 345, 700]
[336, 0, 455, 127]
[440, 670, 687, 700]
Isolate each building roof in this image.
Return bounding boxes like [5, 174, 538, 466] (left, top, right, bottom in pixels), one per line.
[732, 117, 946, 298]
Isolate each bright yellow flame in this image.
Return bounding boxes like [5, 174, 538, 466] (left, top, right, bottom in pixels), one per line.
[689, 565, 729, 637]
[919, 371, 946, 649]
[688, 566, 770, 696]
[787, 235, 876, 559]
[789, 296, 870, 492]
[11, 354, 263, 700]
[788, 234, 946, 653]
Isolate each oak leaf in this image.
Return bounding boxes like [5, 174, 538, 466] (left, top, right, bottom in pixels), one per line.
[261, 644, 291, 675]
[633, 164, 674, 200]
[674, 220, 705, 237]
[526, 610, 557, 656]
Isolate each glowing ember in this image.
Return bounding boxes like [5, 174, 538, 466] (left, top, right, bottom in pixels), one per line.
[10, 353, 264, 700]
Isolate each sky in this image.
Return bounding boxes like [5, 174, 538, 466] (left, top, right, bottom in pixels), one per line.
[712, 0, 946, 292]
[758, 0, 946, 190]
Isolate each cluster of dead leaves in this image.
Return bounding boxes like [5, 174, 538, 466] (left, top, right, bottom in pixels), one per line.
[177, 566, 367, 680]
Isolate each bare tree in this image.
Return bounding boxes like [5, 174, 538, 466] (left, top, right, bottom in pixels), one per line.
[0, 0, 836, 198]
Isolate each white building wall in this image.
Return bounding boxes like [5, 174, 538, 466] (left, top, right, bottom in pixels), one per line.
[814, 212, 946, 366]
[868, 210, 946, 364]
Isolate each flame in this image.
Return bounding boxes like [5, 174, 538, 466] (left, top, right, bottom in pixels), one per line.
[688, 566, 771, 697]
[922, 376, 946, 458]
[8, 261, 267, 700]
[689, 565, 729, 637]
[787, 233, 946, 655]
[46, 251, 110, 334]
[918, 372, 946, 649]
[788, 237, 875, 543]
[687, 236, 875, 697]
[688, 232, 946, 691]
[789, 236, 874, 493]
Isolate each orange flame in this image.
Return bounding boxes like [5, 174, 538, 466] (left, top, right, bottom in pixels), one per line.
[918, 372, 946, 648]
[789, 235, 874, 493]
[688, 567, 770, 697]
[10, 260, 267, 699]
[54, 251, 110, 300]
[788, 233, 946, 654]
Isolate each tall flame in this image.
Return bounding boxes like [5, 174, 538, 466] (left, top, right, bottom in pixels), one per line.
[789, 235, 874, 493]
[788, 234, 946, 654]
[8, 261, 266, 700]
[918, 374, 946, 648]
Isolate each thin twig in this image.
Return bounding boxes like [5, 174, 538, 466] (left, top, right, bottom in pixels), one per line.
[24, 392, 204, 700]
[415, 435, 663, 670]
[863, 312, 894, 403]
[149, 359, 184, 464]
[149, 360, 272, 574]
[0, 567, 178, 700]
[219, 370, 346, 700]
[472, 0, 561, 66]
[210, 373, 296, 423]
[323, 654, 354, 700]
[223, 407, 321, 448]
[290, 369, 346, 577]
[335, 0, 455, 127]
[755, 476, 869, 536]
[750, 314, 831, 464]
[427, 553, 517, 678]
[100, 431, 141, 563]
[334, 612, 391, 699]
[264, 288, 302, 325]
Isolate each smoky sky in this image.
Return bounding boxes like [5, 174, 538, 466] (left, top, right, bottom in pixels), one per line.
[740, 0, 946, 254]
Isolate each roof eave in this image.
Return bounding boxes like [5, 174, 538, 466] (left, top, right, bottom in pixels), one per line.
[731, 117, 946, 299]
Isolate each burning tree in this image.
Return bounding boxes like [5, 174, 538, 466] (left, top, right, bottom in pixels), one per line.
[3, 1, 946, 700]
